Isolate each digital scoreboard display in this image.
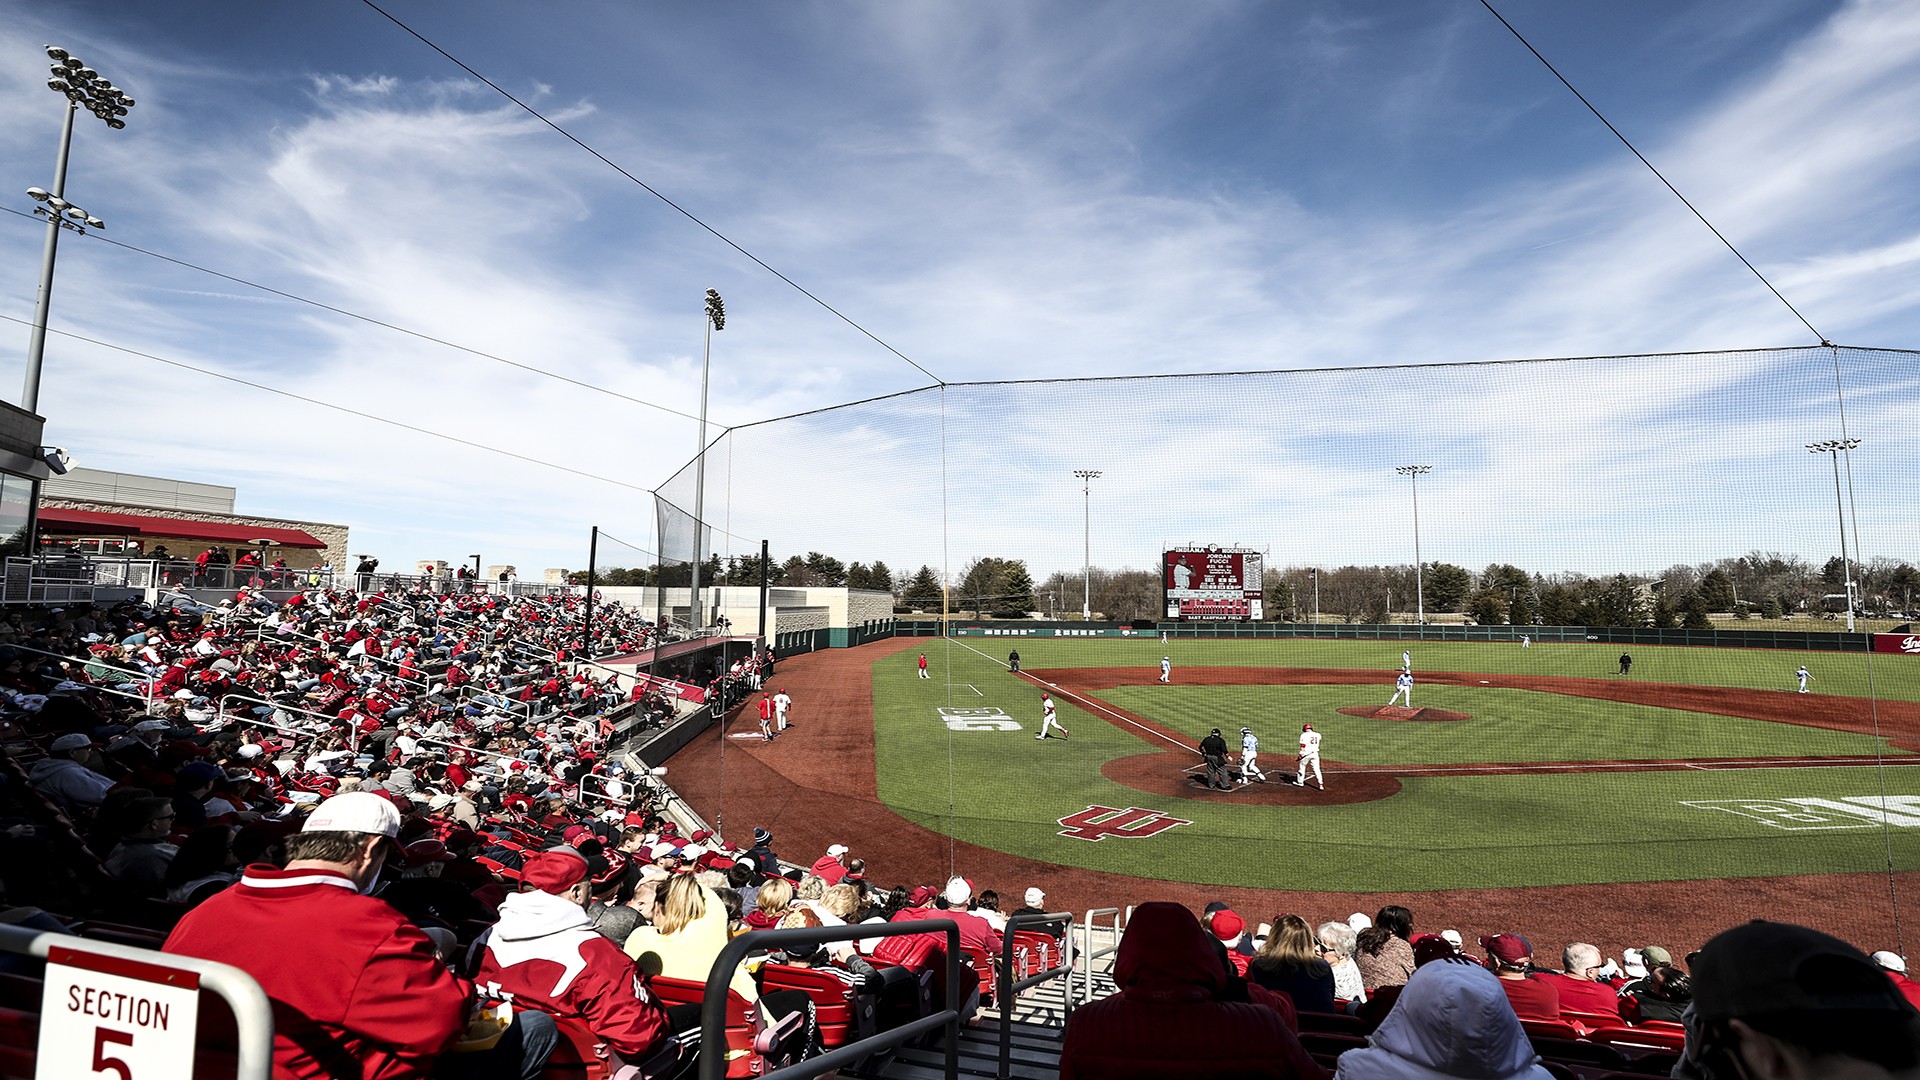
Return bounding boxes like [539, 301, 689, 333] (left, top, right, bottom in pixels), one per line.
[1163, 546, 1263, 621]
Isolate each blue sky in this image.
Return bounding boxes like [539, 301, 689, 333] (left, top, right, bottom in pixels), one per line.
[0, 1, 1914, 582]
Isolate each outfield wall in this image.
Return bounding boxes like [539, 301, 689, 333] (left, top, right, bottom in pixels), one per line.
[893, 619, 1884, 652]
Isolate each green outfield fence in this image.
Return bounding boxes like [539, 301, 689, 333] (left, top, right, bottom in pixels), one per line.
[893, 620, 1877, 651]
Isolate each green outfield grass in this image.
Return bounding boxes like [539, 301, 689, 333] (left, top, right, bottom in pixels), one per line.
[872, 637, 1920, 891]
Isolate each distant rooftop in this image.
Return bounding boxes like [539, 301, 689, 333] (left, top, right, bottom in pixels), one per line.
[42, 467, 236, 515]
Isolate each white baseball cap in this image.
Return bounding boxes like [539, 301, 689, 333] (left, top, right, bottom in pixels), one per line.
[1025, 887, 1046, 906]
[302, 792, 401, 838]
[1347, 912, 1373, 932]
[944, 877, 972, 905]
[827, 844, 848, 857]
[1440, 929, 1463, 950]
[1874, 950, 1908, 974]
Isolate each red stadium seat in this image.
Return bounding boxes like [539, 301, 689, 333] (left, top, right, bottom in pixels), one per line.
[958, 943, 998, 1005]
[646, 975, 802, 1079]
[1560, 1008, 1622, 1035]
[1521, 1018, 1582, 1041]
[759, 963, 873, 1049]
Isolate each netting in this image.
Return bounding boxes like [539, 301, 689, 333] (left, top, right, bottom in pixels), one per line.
[647, 344, 1920, 935]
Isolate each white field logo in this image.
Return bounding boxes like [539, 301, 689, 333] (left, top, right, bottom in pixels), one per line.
[1684, 796, 1920, 831]
[935, 707, 1021, 731]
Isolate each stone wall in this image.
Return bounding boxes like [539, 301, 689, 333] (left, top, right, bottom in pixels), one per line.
[848, 589, 894, 625]
[774, 606, 829, 634]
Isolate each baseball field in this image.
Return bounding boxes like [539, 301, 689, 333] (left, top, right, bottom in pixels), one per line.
[874, 636, 1920, 890]
[667, 633, 1920, 949]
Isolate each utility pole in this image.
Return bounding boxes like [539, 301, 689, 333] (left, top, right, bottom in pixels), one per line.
[1396, 465, 1433, 624]
[1074, 470, 1102, 620]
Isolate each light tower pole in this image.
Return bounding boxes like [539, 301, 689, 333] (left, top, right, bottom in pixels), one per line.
[1807, 438, 1861, 632]
[1396, 465, 1433, 624]
[688, 288, 724, 633]
[1074, 470, 1101, 620]
[24, 46, 133, 413]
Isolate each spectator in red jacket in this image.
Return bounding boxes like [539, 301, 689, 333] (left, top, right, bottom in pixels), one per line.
[164, 792, 547, 1080]
[1538, 942, 1624, 1019]
[474, 847, 675, 1069]
[810, 843, 849, 885]
[1062, 902, 1325, 1079]
[1479, 934, 1561, 1022]
[1874, 952, 1920, 1010]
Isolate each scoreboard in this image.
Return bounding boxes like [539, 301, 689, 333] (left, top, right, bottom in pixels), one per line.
[1163, 546, 1263, 621]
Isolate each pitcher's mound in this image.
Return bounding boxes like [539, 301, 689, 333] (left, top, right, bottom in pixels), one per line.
[1340, 704, 1471, 722]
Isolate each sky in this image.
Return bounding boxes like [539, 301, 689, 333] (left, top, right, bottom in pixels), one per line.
[0, 0, 1916, 584]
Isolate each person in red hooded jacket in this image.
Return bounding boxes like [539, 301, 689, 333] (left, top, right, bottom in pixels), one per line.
[474, 847, 678, 1068]
[1062, 902, 1326, 1079]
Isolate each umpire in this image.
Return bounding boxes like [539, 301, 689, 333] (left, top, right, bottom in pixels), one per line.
[1200, 728, 1231, 791]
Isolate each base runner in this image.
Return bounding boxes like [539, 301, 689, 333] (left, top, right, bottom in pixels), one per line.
[1036, 693, 1070, 739]
[1239, 726, 1266, 785]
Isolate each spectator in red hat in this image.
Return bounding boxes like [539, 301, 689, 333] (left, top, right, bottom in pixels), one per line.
[1479, 933, 1560, 1021]
[1209, 909, 1253, 975]
[475, 846, 673, 1069]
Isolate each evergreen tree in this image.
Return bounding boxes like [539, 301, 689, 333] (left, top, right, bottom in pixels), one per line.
[903, 565, 943, 610]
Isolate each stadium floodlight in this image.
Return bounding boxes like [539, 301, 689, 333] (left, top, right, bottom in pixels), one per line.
[689, 289, 725, 633]
[24, 47, 134, 414]
[1806, 439, 1862, 632]
[1074, 470, 1102, 620]
[1395, 465, 1433, 624]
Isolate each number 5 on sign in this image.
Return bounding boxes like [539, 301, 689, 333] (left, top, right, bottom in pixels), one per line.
[38, 946, 200, 1080]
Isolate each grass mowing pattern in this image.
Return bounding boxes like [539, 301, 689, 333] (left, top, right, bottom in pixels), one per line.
[873, 638, 1920, 891]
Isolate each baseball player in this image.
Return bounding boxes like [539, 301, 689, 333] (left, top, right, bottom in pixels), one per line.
[1520, 635, 1531, 649]
[1796, 665, 1815, 693]
[1389, 670, 1413, 707]
[1402, 649, 1412, 673]
[1239, 726, 1266, 784]
[1159, 656, 1172, 684]
[756, 692, 776, 741]
[773, 688, 792, 730]
[1035, 693, 1069, 739]
[1295, 723, 1323, 789]
[918, 653, 929, 679]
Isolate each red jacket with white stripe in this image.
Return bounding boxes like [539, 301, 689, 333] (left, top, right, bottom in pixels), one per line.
[474, 889, 670, 1060]
[163, 864, 469, 1080]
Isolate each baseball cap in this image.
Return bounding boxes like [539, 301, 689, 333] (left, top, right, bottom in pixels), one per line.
[1211, 910, 1245, 941]
[1479, 933, 1532, 964]
[428, 793, 456, 811]
[1641, 945, 1674, 968]
[132, 719, 171, 733]
[302, 792, 401, 838]
[943, 877, 973, 905]
[1693, 921, 1913, 1021]
[1240, 727, 1251, 735]
[403, 839, 455, 868]
[1025, 887, 1046, 906]
[1622, 948, 1648, 978]
[1875, 951, 1910, 975]
[1440, 929, 1464, 950]
[50, 733, 91, 752]
[1414, 935, 1459, 967]
[908, 885, 937, 906]
[827, 844, 848, 857]
[520, 847, 591, 894]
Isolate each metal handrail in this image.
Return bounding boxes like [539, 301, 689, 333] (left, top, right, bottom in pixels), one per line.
[699, 919, 962, 1080]
[216, 693, 362, 753]
[0, 922, 274, 1079]
[995, 911, 1075, 1079]
[1078, 907, 1125, 1006]
[1, 641, 159, 711]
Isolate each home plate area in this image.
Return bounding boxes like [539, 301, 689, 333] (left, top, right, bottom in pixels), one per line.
[1338, 704, 1472, 722]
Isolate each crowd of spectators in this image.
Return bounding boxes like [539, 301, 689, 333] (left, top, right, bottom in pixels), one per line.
[0, 589, 1916, 1079]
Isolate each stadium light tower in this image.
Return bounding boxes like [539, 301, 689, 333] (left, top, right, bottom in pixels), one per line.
[24, 46, 133, 414]
[1807, 438, 1861, 632]
[1395, 465, 1433, 624]
[1074, 470, 1101, 620]
[688, 288, 724, 633]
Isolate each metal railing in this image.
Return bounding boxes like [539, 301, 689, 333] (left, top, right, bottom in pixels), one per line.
[2, 555, 97, 605]
[1077, 907, 1125, 1006]
[699, 920, 963, 1080]
[995, 911, 1075, 1079]
[0, 922, 274, 1080]
[216, 693, 363, 753]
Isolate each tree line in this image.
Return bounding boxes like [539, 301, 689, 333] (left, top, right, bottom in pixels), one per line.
[568, 552, 894, 591]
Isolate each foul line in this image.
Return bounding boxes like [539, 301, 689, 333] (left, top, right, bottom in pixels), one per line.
[945, 638, 1201, 757]
[1340, 756, 1915, 777]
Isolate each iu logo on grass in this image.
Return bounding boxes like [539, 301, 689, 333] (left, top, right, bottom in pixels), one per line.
[1057, 805, 1192, 842]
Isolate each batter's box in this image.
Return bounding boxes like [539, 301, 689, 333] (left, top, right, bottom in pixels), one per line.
[1681, 799, 1881, 831]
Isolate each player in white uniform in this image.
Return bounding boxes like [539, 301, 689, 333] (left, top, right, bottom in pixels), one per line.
[1796, 665, 1815, 693]
[773, 689, 792, 730]
[1295, 723, 1323, 789]
[1389, 670, 1413, 707]
[1402, 650, 1412, 673]
[1159, 656, 1172, 684]
[1520, 635, 1531, 649]
[1239, 726, 1266, 784]
[1035, 693, 1069, 739]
